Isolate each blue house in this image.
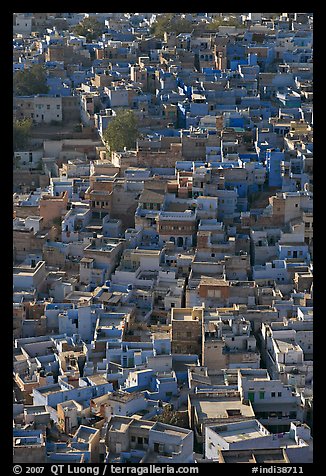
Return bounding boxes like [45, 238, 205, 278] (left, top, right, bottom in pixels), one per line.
[32, 378, 113, 408]
[46, 77, 72, 96]
[145, 371, 178, 402]
[224, 112, 245, 129]
[255, 129, 280, 161]
[226, 43, 246, 69]
[266, 149, 284, 187]
[276, 90, 301, 108]
[278, 242, 310, 262]
[230, 58, 247, 71]
[122, 369, 154, 392]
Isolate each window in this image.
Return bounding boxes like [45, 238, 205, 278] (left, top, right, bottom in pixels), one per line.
[259, 391, 265, 399]
[131, 436, 136, 442]
[278, 392, 282, 397]
[248, 391, 255, 402]
[207, 289, 221, 298]
[47, 105, 50, 110]
[271, 392, 276, 397]
[138, 437, 143, 444]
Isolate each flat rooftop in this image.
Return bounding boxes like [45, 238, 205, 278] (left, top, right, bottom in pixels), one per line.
[130, 419, 155, 431]
[197, 399, 254, 420]
[239, 369, 270, 381]
[109, 419, 131, 433]
[216, 425, 265, 443]
[24, 405, 48, 415]
[74, 426, 97, 442]
[108, 391, 144, 403]
[220, 447, 290, 463]
[275, 339, 302, 353]
[172, 313, 199, 321]
[152, 422, 190, 438]
[37, 384, 62, 396]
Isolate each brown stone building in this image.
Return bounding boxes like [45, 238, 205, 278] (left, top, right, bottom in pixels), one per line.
[39, 191, 69, 227]
[13, 216, 57, 263]
[171, 307, 203, 356]
[13, 432, 46, 463]
[85, 178, 114, 219]
[157, 210, 197, 248]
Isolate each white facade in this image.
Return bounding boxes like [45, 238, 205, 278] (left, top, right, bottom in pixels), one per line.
[33, 96, 63, 123]
[13, 261, 47, 292]
[104, 393, 147, 419]
[14, 150, 43, 169]
[13, 14, 32, 35]
[253, 260, 290, 284]
[205, 420, 312, 463]
[62, 207, 91, 243]
[107, 88, 129, 107]
[148, 422, 194, 463]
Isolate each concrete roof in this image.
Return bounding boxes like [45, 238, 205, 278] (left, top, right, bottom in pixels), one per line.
[274, 339, 302, 353]
[139, 189, 165, 203]
[194, 398, 254, 421]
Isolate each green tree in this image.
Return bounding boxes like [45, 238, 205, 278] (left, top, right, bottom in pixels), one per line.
[72, 17, 105, 42]
[13, 64, 49, 96]
[150, 14, 193, 38]
[154, 404, 189, 429]
[102, 110, 139, 153]
[205, 17, 244, 30]
[13, 118, 32, 151]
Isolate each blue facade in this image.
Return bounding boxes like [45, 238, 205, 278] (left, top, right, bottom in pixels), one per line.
[247, 53, 258, 65]
[266, 149, 284, 187]
[123, 369, 154, 392]
[189, 102, 209, 116]
[33, 381, 113, 407]
[97, 114, 112, 136]
[239, 153, 259, 162]
[202, 68, 221, 76]
[177, 102, 190, 129]
[225, 114, 245, 129]
[225, 181, 248, 199]
[226, 44, 246, 67]
[46, 77, 72, 96]
[145, 374, 178, 402]
[278, 243, 310, 261]
[230, 59, 247, 71]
